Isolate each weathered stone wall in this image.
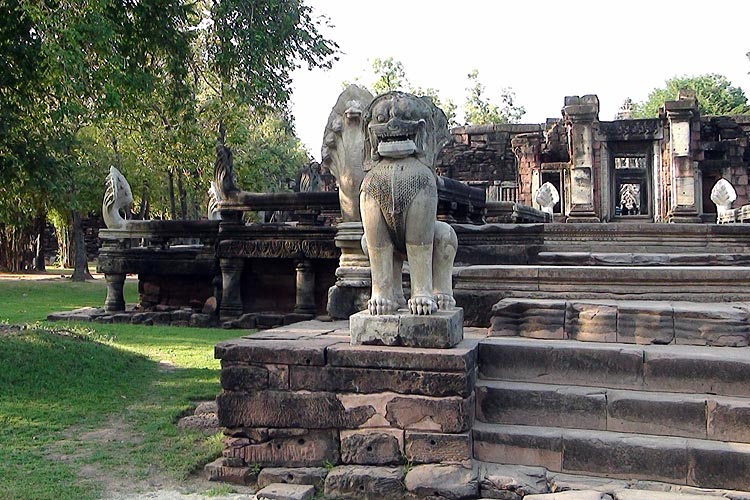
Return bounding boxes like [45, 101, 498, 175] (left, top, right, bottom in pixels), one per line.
[698, 114, 750, 209]
[436, 123, 546, 191]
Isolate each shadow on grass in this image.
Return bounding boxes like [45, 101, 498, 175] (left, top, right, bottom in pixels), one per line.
[0, 327, 224, 500]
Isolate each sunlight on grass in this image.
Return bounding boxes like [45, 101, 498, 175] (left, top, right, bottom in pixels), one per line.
[0, 277, 246, 500]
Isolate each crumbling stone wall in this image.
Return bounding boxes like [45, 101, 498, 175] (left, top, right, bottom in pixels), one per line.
[436, 124, 546, 196]
[698, 115, 750, 209]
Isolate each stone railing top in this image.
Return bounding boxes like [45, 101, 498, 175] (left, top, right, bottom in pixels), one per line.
[99, 219, 220, 242]
[218, 191, 340, 213]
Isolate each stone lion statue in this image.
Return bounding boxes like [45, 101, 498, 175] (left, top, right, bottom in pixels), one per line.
[360, 91, 457, 316]
[322, 84, 374, 222]
[103, 166, 133, 230]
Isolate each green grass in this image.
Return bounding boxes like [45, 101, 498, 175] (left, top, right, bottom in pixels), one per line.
[0, 275, 245, 500]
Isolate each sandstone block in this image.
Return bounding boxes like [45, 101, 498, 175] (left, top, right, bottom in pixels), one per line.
[224, 428, 339, 467]
[478, 463, 548, 498]
[266, 364, 289, 390]
[326, 339, 478, 372]
[215, 337, 344, 365]
[688, 439, 750, 490]
[566, 302, 617, 343]
[217, 390, 374, 429]
[404, 431, 471, 464]
[562, 429, 688, 483]
[257, 467, 328, 491]
[644, 348, 750, 397]
[476, 381, 606, 430]
[170, 309, 192, 322]
[489, 299, 566, 339]
[672, 303, 749, 347]
[231, 313, 257, 329]
[350, 308, 463, 348]
[616, 302, 674, 344]
[289, 365, 474, 397]
[204, 457, 255, 485]
[613, 490, 726, 500]
[607, 390, 707, 438]
[152, 311, 172, 325]
[479, 339, 644, 389]
[220, 364, 269, 391]
[256, 483, 314, 500]
[707, 398, 750, 443]
[525, 491, 610, 500]
[403, 464, 478, 499]
[340, 429, 403, 465]
[473, 424, 562, 471]
[190, 313, 214, 327]
[324, 465, 404, 500]
[385, 394, 475, 433]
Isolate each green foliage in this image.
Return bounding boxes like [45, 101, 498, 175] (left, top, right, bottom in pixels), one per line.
[0, 278, 243, 500]
[631, 74, 750, 118]
[463, 69, 525, 125]
[0, 0, 337, 268]
[350, 57, 458, 125]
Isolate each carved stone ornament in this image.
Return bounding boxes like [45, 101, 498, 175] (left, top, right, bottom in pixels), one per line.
[218, 239, 338, 260]
[711, 178, 737, 222]
[321, 85, 374, 222]
[534, 182, 560, 215]
[102, 166, 134, 230]
[359, 91, 457, 316]
[207, 181, 223, 220]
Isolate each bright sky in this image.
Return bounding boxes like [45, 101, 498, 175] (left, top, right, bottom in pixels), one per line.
[291, 0, 750, 161]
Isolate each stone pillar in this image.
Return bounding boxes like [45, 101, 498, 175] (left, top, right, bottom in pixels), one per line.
[664, 94, 701, 222]
[563, 95, 600, 222]
[327, 221, 371, 319]
[104, 273, 126, 312]
[294, 259, 317, 315]
[511, 134, 542, 208]
[220, 258, 244, 321]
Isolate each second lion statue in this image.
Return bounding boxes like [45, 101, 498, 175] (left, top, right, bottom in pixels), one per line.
[360, 91, 458, 316]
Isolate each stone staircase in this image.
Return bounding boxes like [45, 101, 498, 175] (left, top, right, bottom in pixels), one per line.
[459, 222, 750, 493]
[473, 337, 750, 491]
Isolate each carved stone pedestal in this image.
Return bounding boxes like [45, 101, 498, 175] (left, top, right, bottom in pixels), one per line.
[211, 320, 478, 497]
[350, 308, 464, 349]
[327, 222, 371, 319]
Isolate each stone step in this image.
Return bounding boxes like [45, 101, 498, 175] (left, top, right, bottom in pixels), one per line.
[472, 422, 750, 491]
[489, 298, 750, 346]
[478, 337, 750, 397]
[536, 251, 750, 267]
[475, 380, 750, 443]
[454, 265, 750, 326]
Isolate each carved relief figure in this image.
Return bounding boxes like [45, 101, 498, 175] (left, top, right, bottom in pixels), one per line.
[207, 181, 222, 220]
[322, 85, 374, 221]
[711, 178, 737, 222]
[360, 91, 457, 315]
[103, 166, 134, 230]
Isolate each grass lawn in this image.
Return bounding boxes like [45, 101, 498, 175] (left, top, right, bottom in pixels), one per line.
[0, 274, 245, 500]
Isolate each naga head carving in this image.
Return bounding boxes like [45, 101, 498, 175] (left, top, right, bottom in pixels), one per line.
[103, 166, 134, 230]
[363, 91, 450, 171]
[321, 84, 374, 222]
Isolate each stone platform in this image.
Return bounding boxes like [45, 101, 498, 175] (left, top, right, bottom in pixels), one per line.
[212, 319, 481, 498]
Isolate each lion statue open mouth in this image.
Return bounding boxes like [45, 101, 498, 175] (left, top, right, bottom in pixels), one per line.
[359, 91, 457, 316]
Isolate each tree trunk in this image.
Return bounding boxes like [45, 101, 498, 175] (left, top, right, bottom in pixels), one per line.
[177, 173, 187, 220]
[33, 208, 46, 272]
[70, 211, 93, 281]
[168, 170, 176, 220]
[139, 180, 149, 220]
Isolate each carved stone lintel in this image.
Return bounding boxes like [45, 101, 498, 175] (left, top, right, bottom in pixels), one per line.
[104, 273, 126, 312]
[220, 258, 244, 320]
[218, 239, 338, 260]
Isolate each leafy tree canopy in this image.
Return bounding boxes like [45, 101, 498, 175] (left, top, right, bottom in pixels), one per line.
[631, 74, 750, 118]
[463, 69, 525, 125]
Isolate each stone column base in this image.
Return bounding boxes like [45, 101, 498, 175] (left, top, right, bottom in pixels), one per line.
[668, 206, 702, 223]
